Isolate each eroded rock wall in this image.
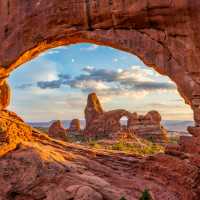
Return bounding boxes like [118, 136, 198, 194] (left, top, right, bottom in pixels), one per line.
[84, 93, 168, 142]
[0, 110, 32, 155]
[0, 0, 200, 119]
[0, 79, 10, 110]
[48, 120, 68, 141]
[128, 111, 168, 143]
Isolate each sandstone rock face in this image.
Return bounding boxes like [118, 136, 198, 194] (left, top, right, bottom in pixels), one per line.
[48, 120, 67, 141]
[1, 0, 200, 126]
[85, 108, 131, 137]
[0, 128, 199, 200]
[0, 80, 10, 110]
[145, 111, 162, 124]
[0, 110, 199, 199]
[128, 111, 168, 143]
[0, 110, 32, 156]
[85, 93, 168, 142]
[69, 119, 81, 133]
[85, 93, 103, 130]
[1, 2, 200, 197]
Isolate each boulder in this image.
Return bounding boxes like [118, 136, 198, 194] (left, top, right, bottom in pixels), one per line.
[48, 120, 67, 141]
[69, 119, 81, 133]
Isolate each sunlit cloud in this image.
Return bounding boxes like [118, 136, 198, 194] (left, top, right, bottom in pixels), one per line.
[113, 58, 119, 62]
[80, 44, 99, 51]
[34, 66, 176, 97]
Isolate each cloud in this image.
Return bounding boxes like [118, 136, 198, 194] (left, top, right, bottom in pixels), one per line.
[19, 58, 59, 82]
[10, 89, 86, 121]
[38, 50, 60, 58]
[37, 80, 63, 89]
[113, 58, 119, 62]
[34, 66, 176, 102]
[14, 58, 60, 91]
[15, 83, 34, 89]
[80, 44, 99, 51]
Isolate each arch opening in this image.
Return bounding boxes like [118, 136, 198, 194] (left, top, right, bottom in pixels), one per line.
[119, 116, 129, 131]
[6, 43, 194, 146]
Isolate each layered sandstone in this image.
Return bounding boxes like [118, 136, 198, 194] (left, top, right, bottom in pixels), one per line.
[0, 122, 199, 200]
[0, 80, 10, 110]
[84, 93, 168, 143]
[0, 1, 200, 198]
[85, 93, 103, 130]
[69, 119, 81, 133]
[0, 0, 200, 153]
[0, 110, 199, 199]
[128, 111, 168, 143]
[48, 120, 68, 141]
[0, 110, 32, 156]
[1, 0, 200, 126]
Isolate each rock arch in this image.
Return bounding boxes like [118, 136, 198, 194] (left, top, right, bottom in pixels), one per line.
[0, 0, 200, 135]
[119, 116, 129, 128]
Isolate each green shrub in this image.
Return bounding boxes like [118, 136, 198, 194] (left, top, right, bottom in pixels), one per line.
[119, 197, 127, 200]
[139, 189, 152, 200]
[88, 140, 102, 149]
[109, 139, 163, 155]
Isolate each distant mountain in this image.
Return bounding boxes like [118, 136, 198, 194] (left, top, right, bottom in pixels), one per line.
[28, 120, 193, 132]
[162, 120, 193, 132]
[28, 120, 85, 129]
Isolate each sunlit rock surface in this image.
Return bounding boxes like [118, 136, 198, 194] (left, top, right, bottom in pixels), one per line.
[84, 93, 168, 143]
[0, 80, 10, 110]
[0, 110, 32, 156]
[69, 119, 81, 133]
[48, 120, 68, 141]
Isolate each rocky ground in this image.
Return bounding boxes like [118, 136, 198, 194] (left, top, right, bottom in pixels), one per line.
[0, 110, 200, 200]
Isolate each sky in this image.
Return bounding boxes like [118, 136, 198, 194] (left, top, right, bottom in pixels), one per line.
[8, 43, 193, 122]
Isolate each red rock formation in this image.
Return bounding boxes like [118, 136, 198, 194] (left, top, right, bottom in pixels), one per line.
[128, 111, 168, 143]
[48, 120, 67, 141]
[0, 80, 10, 110]
[69, 119, 81, 133]
[1, 1, 200, 198]
[84, 93, 168, 142]
[0, 0, 200, 154]
[0, 120, 199, 200]
[85, 93, 103, 130]
[1, 0, 200, 126]
[0, 110, 199, 199]
[0, 110, 32, 156]
[145, 111, 162, 124]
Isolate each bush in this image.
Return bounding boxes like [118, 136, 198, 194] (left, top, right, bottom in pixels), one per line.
[119, 197, 127, 200]
[139, 189, 152, 200]
[109, 139, 163, 155]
